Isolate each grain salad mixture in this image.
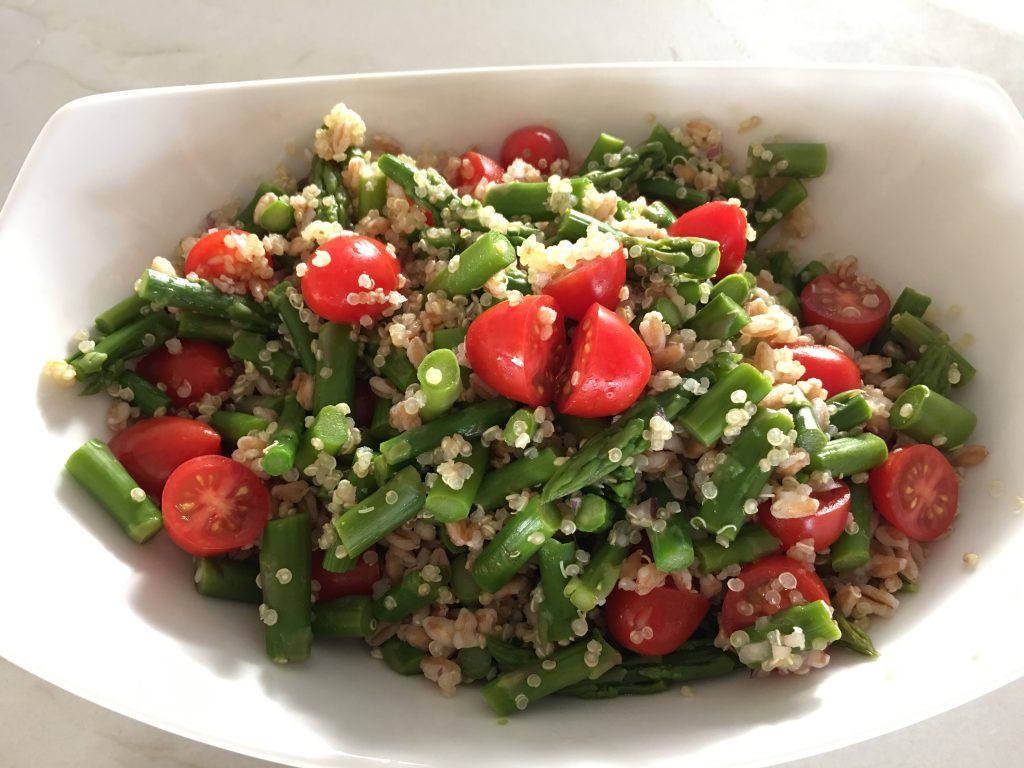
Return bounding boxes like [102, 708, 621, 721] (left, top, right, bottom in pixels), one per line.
[50, 102, 985, 715]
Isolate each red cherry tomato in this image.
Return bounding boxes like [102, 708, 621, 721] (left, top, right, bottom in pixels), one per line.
[667, 201, 748, 279]
[465, 294, 566, 406]
[758, 481, 852, 551]
[185, 228, 269, 281]
[605, 584, 709, 656]
[499, 125, 569, 170]
[453, 151, 504, 195]
[541, 247, 626, 321]
[300, 234, 402, 324]
[109, 416, 222, 498]
[869, 444, 958, 541]
[161, 455, 269, 556]
[720, 555, 830, 636]
[556, 303, 651, 418]
[135, 339, 234, 408]
[787, 344, 862, 397]
[800, 272, 891, 348]
[312, 549, 382, 602]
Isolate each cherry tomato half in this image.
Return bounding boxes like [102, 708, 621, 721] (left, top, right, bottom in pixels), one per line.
[667, 201, 748, 279]
[109, 416, 222, 498]
[787, 344, 862, 397]
[499, 125, 569, 170]
[541, 247, 626, 321]
[556, 303, 651, 418]
[800, 272, 891, 348]
[300, 234, 401, 324]
[312, 549, 382, 602]
[869, 444, 959, 541]
[453, 151, 504, 195]
[758, 481, 852, 551]
[161, 455, 270, 557]
[720, 555, 830, 636]
[465, 294, 566, 407]
[605, 584, 710, 657]
[135, 339, 234, 408]
[185, 228, 270, 282]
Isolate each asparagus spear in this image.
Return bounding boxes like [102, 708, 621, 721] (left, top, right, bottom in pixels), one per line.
[259, 512, 313, 663]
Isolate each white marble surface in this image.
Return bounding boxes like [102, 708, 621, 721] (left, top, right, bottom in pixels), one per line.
[2, 1, 1022, 765]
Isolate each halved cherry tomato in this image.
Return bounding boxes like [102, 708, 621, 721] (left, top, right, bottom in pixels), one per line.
[453, 151, 504, 195]
[758, 481, 852, 551]
[109, 416, 222, 497]
[605, 584, 710, 656]
[135, 339, 234, 408]
[541, 247, 626, 321]
[161, 455, 269, 556]
[787, 344, 862, 396]
[185, 228, 269, 281]
[300, 234, 402, 324]
[667, 201, 748, 279]
[556, 303, 651, 418]
[312, 549, 382, 602]
[466, 294, 566, 406]
[800, 272, 891, 348]
[869, 444, 958, 541]
[499, 125, 569, 170]
[720, 555, 830, 636]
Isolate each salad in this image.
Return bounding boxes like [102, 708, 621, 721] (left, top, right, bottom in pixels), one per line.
[48, 102, 984, 715]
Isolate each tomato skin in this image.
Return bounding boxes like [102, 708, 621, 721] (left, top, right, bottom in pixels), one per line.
[453, 151, 504, 195]
[758, 482, 852, 551]
[499, 125, 569, 170]
[800, 273, 892, 348]
[161, 455, 270, 556]
[312, 549, 382, 602]
[300, 234, 401, 324]
[787, 344, 862, 396]
[666, 201, 748, 279]
[185, 228, 268, 281]
[869, 444, 959, 542]
[556, 303, 651, 418]
[541, 247, 626, 321]
[135, 339, 235, 408]
[720, 555, 830, 636]
[109, 416, 222, 497]
[465, 294, 566, 406]
[605, 584, 709, 656]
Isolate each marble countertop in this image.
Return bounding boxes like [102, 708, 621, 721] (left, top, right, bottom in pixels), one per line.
[2, 1, 1021, 765]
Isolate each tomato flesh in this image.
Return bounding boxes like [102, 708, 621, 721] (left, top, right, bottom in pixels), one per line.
[869, 444, 958, 541]
[556, 303, 651, 418]
[300, 234, 402, 324]
[541, 248, 626, 322]
[161, 455, 269, 556]
[109, 416, 222, 497]
[135, 339, 234, 408]
[465, 294, 566, 406]
[720, 555, 830, 636]
[604, 583, 709, 656]
[453, 151, 504, 195]
[787, 344, 862, 396]
[499, 125, 569, 170]
[667, 201, 748, 279]
[800, 273, 891, 348]
[312, 549, 382, 602]
[185, 228, 270, 282]
[758, 481, 852, 551]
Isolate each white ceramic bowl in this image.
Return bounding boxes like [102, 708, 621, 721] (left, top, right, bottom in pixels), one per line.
[2, 64, 1022, 768]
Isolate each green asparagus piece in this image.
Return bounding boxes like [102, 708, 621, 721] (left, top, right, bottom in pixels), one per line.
[456, 647, 494, 682]
[788, 389, 828, 454]
[415, 348, 463, 421]
[259, 512, 313, 663]
[175, 311, 236, 344]
[695, 408, 795, 543]
[267, 281, 317, 374]
[645, 123, 692, 165]
[537, 539, 581, 645]
[731, 600, 841, 670]
[309, 156, 351, 227]
[574, 493, 616, 533]
[808, 433, 888, 477]
[314, 322, 358, 412]
[68, 312, 175, 377]
[472, 497, 561, 594]
[424, 440, 489, 523]
[237, 181, 286, 231]
[294, 404, 351, 471]
[889, 384, 976, 450]
[209, 410, 270, 444]
[449, 552, 482, 606]
[830, 482, 873, 572]
[484, 178, 591, 221]
[475, 447, 559, 512]
[565, 523, 632, 612]
[752, 179, 808, 238]
[95, 294, 149, 334]
[331, 466, 426, 561]
[678, 363, 772, 447]
[649, 514, 695, 573]
[709, 271, 756, 305]
[485, 635, 538, 672]
[827, 390, 873, 432]
[373, 563, 450, 623]
[637, 177, 710, 212]
[502, 408, 537, 448]
[312, 595, 376, 638]
[834, 611, 879, 658]
[425, 231, 516, 296]
[796, 260, 829, 291]
[64, 440, 163, 543]
[432, 326, 468, 350]
[116, 369, 171, 416]
[379, 637, 427, 675]
[235, 394, 284, 415]
[378, 397, 516, 466]
[229, 331, 296, 382]
[650, 296, 684, 330]
[766, 250, 798, 293]
[193, 557, 262, 603]
[695, 524, 781, 572]
[889, 313, 975, 386]
[582, 132, 627, 172]
[261, 394, 304, 476]
[748, 142, 827, 178]
[686, 293, 751, 341]
[641, 200, 677, 229]
[582, 141, 667, 191]
[357, 162, 387, 218]
[369, 396, 397, 440]
[482, 634, 621, 716]
[135, 269, 275, 333]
